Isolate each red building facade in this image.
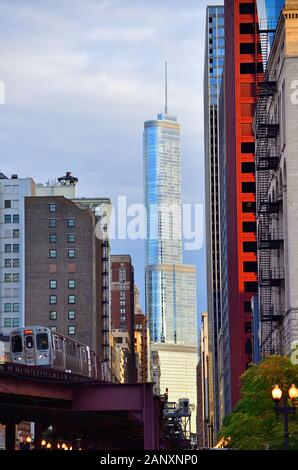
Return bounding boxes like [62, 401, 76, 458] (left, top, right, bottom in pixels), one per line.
[224, 0, 261, 407]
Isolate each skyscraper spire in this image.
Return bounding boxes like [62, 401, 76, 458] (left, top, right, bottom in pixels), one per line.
[164, 61, 168, 115]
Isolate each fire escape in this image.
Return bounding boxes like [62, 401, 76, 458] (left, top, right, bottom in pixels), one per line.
[255, 20, 282, 356]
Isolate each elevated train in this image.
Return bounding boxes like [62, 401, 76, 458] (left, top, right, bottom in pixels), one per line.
[9, 326, 111, 381]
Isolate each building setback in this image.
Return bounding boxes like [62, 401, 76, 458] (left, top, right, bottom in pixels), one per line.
[25, 196, 103, 354]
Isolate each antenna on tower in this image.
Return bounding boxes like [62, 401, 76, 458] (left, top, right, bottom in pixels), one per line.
[164, 61, 168, 115]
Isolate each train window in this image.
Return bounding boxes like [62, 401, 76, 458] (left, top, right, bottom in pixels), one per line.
[25, 336, 34, 349]
[36, 333, 49, 350]
[11, 335, 22, 353]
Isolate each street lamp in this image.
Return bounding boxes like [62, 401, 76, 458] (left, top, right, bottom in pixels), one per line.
[272, 384, 298, 449]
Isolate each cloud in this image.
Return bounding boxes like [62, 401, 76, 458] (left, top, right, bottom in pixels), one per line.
[0, 0, 223, 311]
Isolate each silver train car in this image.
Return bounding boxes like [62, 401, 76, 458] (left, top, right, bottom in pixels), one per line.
[10, 326, 108, 380]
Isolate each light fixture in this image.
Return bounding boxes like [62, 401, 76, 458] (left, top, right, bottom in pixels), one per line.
[61, 443, 66, 449]
[26, 436, 32, 443]
[272, 384, 282, 401]
[46, 442, 51, 449]
[288, 384, 298, 400]
[41, 439, 46, 447]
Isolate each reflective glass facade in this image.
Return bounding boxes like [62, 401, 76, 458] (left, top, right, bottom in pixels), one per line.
[144, 114, 197, 346]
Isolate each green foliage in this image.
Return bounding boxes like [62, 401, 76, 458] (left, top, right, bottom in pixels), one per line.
[218, 356, 298, 449]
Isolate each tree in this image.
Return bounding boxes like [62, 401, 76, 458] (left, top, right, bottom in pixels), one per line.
[218, 356, 298, 449]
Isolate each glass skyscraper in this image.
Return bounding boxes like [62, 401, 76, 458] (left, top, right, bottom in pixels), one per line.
[144, 111, 198, 434]
[204, 5, 225, 436]
[144, 113, 197, 347]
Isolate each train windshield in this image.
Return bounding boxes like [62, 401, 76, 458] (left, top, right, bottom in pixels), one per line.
[25, 335, 34, 349]
[36, 333, 49, 350]
[11, 335, 22, 353]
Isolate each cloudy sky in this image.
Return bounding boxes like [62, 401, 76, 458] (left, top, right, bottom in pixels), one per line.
[0, 0, 222, 316]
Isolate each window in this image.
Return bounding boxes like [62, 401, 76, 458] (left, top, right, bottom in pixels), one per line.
[5, 259, 11, 268]
[242, 182, 256, 193]
[67, 219, 75, 228]
[4, 200, 11, 208]
[120, 315, 126, 322]
[120, 300, 125, 306]
[49, 249, 57, 259]
[13, 244, 19, 253]
[244, 261, 258, 272]
[240, 23, 255, 34]
[245, 321, 252, 333]
[13, 303, 19, 312]
[120, 308, 125, 314]
[68, 310, 75, 320]
[13, 229, 19, 238]
[4, 274, 11, 282]
[242, 162, 255, 173]
[242, 202, 256, 213]
[68, 249, 75, 258]
[49, 280, 57, 289]
[11, 335, 22, 352]
[68, 233, 75, 243]
[49, 203, 57, 213]
[13, 273, 19, 282]
[245, 338, 252, 354]
[49, 234, 57, 243]
[240, 43, 260, 54]
[68, 295, 75, 304]
[240, 62, 263, 74]
[36, 333, 49, 350]
[13, 214, 19, 223]
[244, 281, 258, 293]
[240, 3, 255, 14]
[68, 326, 75, 335]
[49, 311, 57, 320]
[4, 214, 11, 223]
[49, 219, 57, 228]
[243, 241, 257, 252]
[49, 295, 57, 305]
[244, 301, 252, 313]
[241, 142, 255, 154]
[4, 303, 11, 313]
[68, 279, 76, 289]
[13, 259, 19, 268]
[4, 318, 12, 327]
[243, 221, 256, 233]
[13, 318, 19, 327]
[5, 244, 11, 253]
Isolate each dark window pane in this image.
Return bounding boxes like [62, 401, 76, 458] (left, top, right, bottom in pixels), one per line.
[244, 261, 258, 272]
[242, 162, 255, 173]
[11, 335, 22, 353]
[240, 3, 255, 14]
[36, 333, 49, 350]
[242, 202, 256, 213]
[242, 182, 256, 193]
[244, 281, 258, 293]
[243, 221, 256, 232]
[25, 335, 34, 349]
[240, 23, 255, 34]
[244, 301, 252, 313]
[243, 241, 257, 252]
[241, 142, 255, 153]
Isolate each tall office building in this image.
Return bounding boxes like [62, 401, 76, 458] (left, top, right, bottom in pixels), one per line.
[204, 4, 225, 434]
[222, 0, 261, 412]
[0, 173, 35, 336]
[144, 103, 198, 432]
